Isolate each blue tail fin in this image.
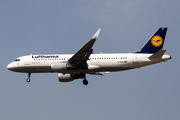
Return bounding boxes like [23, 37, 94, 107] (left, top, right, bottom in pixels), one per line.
[136, 28, 167, 53]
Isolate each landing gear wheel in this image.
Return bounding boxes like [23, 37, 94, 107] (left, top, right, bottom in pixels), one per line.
[83, 79, 88, 85]
[26, 73, 31, 82]
[26, 78, 30, 82]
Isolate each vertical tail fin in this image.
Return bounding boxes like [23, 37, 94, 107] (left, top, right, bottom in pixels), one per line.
[136, 28, 167, 53]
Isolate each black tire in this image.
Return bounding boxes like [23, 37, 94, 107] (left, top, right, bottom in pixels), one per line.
[83, 79, 88, 85]
[26, 78, 30, 82]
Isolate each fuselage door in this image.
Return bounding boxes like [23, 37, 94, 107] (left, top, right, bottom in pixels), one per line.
[25, 56, 30, 65]
[133, 54, 138, 64]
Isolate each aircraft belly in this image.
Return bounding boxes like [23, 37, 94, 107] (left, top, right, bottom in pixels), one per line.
[12, 65, 52, 73]
[86, 61, 135, 73]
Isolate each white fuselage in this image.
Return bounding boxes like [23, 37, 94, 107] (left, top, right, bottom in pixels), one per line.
[7, 53, 171, 74]
[6, 28, 171, 85]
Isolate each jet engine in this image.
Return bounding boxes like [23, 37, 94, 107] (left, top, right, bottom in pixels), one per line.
[58, 73, 73, 82]
[51, 63, 67, 72]
[58, 73, 85, 82]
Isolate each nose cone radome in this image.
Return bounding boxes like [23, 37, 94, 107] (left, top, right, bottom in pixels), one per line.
[7, 63, 14, 71]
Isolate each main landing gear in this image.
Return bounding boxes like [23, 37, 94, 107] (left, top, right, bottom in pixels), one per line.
[82, 74, 88, 85]
[77, 73, 88, 85]
[26, 73, 31, 82]
[83, 79, 88, 85]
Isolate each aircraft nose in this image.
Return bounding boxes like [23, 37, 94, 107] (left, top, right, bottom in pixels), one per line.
[7, 63, 14, 71]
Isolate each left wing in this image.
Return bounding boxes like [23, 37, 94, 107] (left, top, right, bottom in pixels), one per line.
[68, 29, 101, 68]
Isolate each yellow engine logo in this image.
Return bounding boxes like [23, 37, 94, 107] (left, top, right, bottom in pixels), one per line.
[151, 35, 163, 47]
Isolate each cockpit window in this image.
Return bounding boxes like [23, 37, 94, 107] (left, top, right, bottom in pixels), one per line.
[15, 59, 20, 62]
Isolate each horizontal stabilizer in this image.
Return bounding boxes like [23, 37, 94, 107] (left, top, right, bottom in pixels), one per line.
[148, 49, 166, 59]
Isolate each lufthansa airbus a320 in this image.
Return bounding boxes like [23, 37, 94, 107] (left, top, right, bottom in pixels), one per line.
[7, 28, 171, 85]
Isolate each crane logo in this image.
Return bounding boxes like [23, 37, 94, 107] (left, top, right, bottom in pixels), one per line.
[151, 35, 163, 47]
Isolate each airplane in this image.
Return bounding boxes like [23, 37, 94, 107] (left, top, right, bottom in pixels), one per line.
[7, 28, 171, 85]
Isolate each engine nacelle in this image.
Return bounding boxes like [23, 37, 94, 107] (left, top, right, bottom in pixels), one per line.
[58, 73, 85, 82]
[51, 63, 67, 72]
[58, 73, 73, 82]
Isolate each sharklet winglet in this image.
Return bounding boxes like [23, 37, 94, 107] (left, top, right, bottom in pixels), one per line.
[92, 28, 101, 39]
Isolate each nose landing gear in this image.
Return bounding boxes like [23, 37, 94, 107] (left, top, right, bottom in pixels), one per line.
[26, 73, 31, 82]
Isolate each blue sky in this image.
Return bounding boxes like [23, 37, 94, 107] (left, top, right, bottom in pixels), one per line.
[1, 0, 179, 120]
